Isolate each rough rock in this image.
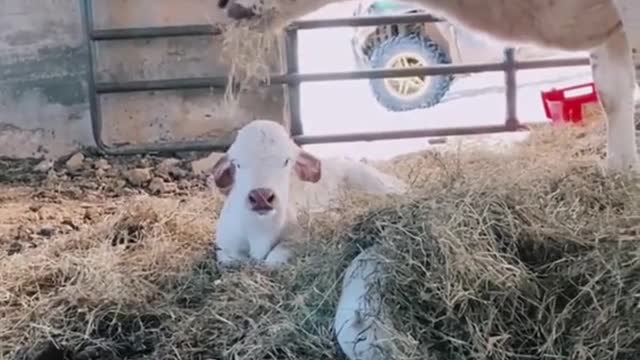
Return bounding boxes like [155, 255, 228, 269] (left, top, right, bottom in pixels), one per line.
[93, 159, 111, 170]
[123, 168, 152, 186]
[148, 177, 169, 194]
[191, 152, 225, 176]
[34, 159, 54, 173]
[65, 153, 85, 172]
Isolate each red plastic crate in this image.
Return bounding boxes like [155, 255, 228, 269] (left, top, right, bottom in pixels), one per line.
[541, 82, 599, 124]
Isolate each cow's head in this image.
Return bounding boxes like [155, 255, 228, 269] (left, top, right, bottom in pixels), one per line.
[218, 0, 331, 27]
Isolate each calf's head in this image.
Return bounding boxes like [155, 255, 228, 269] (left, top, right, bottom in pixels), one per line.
[210, 120, 321, 216]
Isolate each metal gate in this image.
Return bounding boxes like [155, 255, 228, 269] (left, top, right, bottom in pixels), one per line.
[80, 0, 591, 155]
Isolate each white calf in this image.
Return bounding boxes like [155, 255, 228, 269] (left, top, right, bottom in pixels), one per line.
[217, 0, 640, 174]
[210, 120, 409, 269]
[211, 119, 321, 268]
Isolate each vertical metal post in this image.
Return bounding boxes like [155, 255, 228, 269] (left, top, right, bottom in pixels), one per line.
[285, 29, 304, 136]
[79, 0, 107, 151]
[503, 47, 519, 128]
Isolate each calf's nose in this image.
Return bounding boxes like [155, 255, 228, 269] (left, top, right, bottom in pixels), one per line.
[248, 188, 276, 213]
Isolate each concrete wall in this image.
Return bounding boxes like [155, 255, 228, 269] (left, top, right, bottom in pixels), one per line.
[0, 0, 287, 159]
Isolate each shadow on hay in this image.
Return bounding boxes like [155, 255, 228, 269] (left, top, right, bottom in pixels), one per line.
[15, 310, 165, 360]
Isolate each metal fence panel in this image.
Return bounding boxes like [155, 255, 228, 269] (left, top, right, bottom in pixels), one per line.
[79, 0, 590, 155]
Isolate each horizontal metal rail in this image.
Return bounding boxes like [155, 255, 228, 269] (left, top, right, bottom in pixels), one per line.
[293, 124, 527, 145]
[91, 25, 222, 40]
[88, 13, 442, 42]
[75, 124, 529, 155]
[96, 57, 589, 94]
[288, 12, 443, 29]
[84, 139, 235, 154]
[80, 0, 593, 156]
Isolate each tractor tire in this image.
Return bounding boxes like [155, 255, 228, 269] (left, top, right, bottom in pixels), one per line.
[368, 34, 453, 112]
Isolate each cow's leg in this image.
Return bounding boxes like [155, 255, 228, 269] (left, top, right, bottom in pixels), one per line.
[589, 29, 639, 173]
[611, 0, 640, 129]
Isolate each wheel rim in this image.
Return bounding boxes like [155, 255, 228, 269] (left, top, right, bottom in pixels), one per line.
[383, 52, 431, 100]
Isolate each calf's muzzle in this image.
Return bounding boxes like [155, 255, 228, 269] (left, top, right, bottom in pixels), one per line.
[248, 188, 276, 214]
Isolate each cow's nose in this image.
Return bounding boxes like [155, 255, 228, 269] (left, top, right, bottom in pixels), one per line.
[227, 3, 256, 19]
[218, 0, 230, 8]
[248, 188, 276, 213]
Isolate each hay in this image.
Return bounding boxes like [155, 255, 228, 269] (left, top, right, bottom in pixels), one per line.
[212, 0, 289, 113]
[348, 118, 640, 359]
[358, 164, 640, 359]
[3, 118, 640, 359]
[1, 195, 218, 358]
[217, 19, 283, 109]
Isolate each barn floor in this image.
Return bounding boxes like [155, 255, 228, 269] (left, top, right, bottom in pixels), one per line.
[3, 117, 639, 360]
[0, 154, 213, 259]
[0, 153, 228, 359]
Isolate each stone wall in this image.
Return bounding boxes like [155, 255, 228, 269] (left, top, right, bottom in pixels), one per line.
[0, 0, 287, 159]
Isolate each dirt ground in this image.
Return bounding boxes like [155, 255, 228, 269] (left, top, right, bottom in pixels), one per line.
[0, 152, 213, 264]
[0, 151, 233, 359]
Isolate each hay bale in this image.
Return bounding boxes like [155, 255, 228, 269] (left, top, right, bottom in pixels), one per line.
[352, 165, 640, 359]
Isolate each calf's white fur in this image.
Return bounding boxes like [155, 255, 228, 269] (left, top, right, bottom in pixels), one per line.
[289, 156, 408, 213]
[218, 0, 640, 174]
[211, 119, 321, 268]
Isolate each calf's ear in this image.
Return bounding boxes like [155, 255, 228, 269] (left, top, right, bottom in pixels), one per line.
[294, 150, 321, 183]
[208, 154, 235, 194]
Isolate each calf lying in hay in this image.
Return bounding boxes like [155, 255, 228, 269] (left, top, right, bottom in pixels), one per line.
[4, 124, 640, 360]
[210, 119, 407, 269]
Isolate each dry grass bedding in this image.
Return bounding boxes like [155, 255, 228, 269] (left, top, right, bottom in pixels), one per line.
[219, 22, 282, 103]
[217, 5, 284, 111]
[2, 118, 640, 359]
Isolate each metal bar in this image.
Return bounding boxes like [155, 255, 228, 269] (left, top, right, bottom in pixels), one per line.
[97, 77, 228, 93]
[85, 139, 234, 156]
[514, 57, 590, 70]
[504, 48, 519, 127]
[95, 56, 590, 94]
[92, 123, 529, 156]
[293, 124, 528, 145]
[86, 13, 440, 42]
[288, 13, 443, 30]
[285, 29, 304, 136]
[91, 25, 222, 41]
[79, 0, 108, 153]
